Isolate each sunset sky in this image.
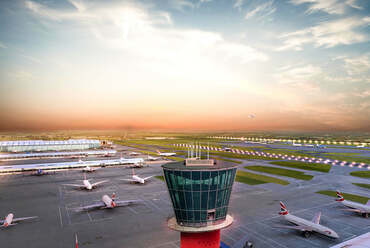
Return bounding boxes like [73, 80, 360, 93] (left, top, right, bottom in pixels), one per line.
[0, 0, 369, 131]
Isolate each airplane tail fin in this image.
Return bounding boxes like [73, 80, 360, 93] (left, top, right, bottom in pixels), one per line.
[279, 201, 289, 215]
[112, 192, 116, 201]
[75, 233, 78, 248]
[336, 191, 344, 202]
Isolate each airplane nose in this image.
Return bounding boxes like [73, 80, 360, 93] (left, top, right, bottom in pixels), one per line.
[332, 231, 339, 239]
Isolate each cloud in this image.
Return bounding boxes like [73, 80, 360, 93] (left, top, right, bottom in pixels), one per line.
[233, 0, 245, 11]
[346, 0, 363, 10]
[277, 17, 370, 50]
[169, 0, 195, 10]
[25, 0, 268, 66]
[274, 64, 322, 92]
[343, 55, 370, 76]
[290, 0, 363, 15]
[0, 41, 6, 49]
[244, 0, 276, 20]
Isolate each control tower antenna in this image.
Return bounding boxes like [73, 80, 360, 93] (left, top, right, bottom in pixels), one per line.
[207, 142, 210, 160]
[199, 142, 201, 159]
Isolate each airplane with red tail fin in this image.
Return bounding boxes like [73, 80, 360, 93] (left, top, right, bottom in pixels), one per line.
[0, 213, 38, 228]
[274, 201, 339, 239]
[336, 191, 370, 218]
[73, 193, 142, 211]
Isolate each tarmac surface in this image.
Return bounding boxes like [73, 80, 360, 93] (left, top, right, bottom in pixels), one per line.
[0, 156, 369, 248]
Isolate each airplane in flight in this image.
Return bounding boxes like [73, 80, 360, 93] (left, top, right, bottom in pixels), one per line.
[73, 193, 141, 211]
[120, 169, 154, 184]
[274, 201, 339, 239]
[157, 150, 176, 156]
[336, 191, 370, 218]
[0, 213, 38, 227]
[82, 166, 101, 173]
[62, 175, 108, 190]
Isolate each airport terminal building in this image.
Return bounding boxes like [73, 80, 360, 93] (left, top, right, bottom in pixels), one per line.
[0, 139, 101, 152]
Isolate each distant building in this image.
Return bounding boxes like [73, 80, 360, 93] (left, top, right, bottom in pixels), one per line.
[0, 139, 101, 152]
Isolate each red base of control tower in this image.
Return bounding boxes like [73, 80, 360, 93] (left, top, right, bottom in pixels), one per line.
[181, 230, 220, 248]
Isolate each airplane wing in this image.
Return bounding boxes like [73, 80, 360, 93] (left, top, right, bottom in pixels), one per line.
[62, 184, 85, 188]
[91, 180, 108, 187]
[143, 175, 154, 180]
[273, 224, 312, 232]
[12, 216, 38, 223]
[120, 179, 136, 182]
[311, 212, 321, 224]
[366, 200, 370, 206]
[342, 208, 362, 213]
[114, 200, 143, 207]
[74, 202, 106, 211]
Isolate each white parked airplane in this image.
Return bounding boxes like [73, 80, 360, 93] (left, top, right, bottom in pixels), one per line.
[62, 175, 108, 190]
[336, 191, 370, 218]
[120, 169, 154, 184]
[157, 150, 176, 156]
[274, 202, 339, 239]
[356, 144, 366, 148]
[146, 155, 161, 161]
[129, 152, 140, 156]
[74, 193, 141, 211]
[292, 143, 302, 147]
[0, 213, 38, 227]
[82, 166, 101, 173]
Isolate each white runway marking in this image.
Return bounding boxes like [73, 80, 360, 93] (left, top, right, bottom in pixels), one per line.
[58, 207, 63, 228]
[127, 206, 138, 214]
[86, 211, 93, 222]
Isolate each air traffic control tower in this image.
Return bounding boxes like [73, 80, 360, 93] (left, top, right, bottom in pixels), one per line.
[162, 151, 237, 248]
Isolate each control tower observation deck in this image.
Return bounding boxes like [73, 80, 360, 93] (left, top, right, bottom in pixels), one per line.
[162, 158, 237, 248]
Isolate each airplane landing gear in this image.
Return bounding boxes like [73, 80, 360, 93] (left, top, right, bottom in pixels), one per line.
[303, 231, 311, 238]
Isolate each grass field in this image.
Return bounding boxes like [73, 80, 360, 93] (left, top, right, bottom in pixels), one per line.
[269, 161, 331, 173]
[350, 171, 370, 178]
[155, 175, 164, 181]
[244, 166, 314, 180]
[316, 190, 369, 204]
[353, 183, 370, 189]
[235, 170, 289, 185]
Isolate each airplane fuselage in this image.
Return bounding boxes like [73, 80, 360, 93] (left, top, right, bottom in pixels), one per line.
[342, 200, 370, 214]
[132, 175, 145, 184]
[283, 214, 338, 238]
[102, 195, 116, 208]
[83, 180, 93, 190]
[3, 213, 13, 227]
[83, 166, 94, 172]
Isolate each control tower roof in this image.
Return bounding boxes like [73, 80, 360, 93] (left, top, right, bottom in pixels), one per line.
[162, 160, 237, 171]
